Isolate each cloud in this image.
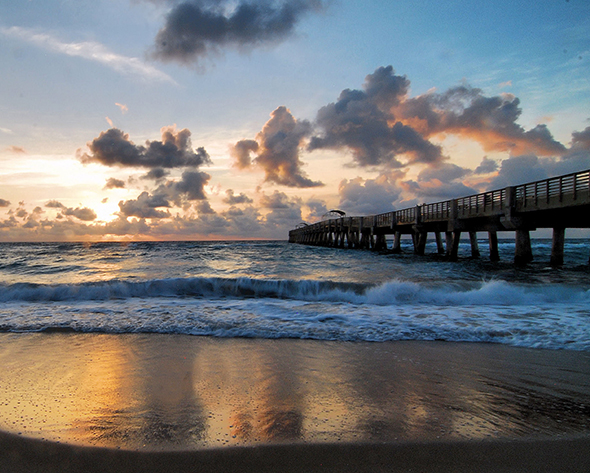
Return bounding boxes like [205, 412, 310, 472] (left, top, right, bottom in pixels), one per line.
[171, 169, 211, 200]
[259, 191, 303, 227]
[309, 66, 445, 167]
[44, 200, 97, 221]
[115, 103, 129, 114]
[397, 86, 566, 156]
[118, 191, 171, 219]
[195, 200, 216, 215]
[1, 26, 176, 84]
[231, 106, 322, 188]
[223, 189, 253, 204]
[402, 164, 478, 201]
[62, 207, 98, 221]
[104, 177, 126, 189]
[5, 145, 26, 154]
[338, 172, 405, 215]
[45, 200, 66, 209]
[78, 126, 211, 169]
[0, 199, 11, 207]
[141, 168, 170, 181]
[571, 126, 590, 150]
[474, 157, 498, 174]
[152, 0, 324, 65]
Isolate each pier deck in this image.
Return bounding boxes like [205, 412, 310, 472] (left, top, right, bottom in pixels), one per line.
[288, 169, 590, 265]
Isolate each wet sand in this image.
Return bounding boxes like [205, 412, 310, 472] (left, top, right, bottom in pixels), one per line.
[1, 333, 590, 471]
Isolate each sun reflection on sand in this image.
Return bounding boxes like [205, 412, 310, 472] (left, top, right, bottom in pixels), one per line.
[0, 334, 589, 450]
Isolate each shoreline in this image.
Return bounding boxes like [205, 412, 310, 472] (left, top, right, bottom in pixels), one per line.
[2, 432, 590, 473]
[1, 334, 589, 450]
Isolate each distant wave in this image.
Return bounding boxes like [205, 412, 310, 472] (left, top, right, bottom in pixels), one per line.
[1, 276, 589, 306]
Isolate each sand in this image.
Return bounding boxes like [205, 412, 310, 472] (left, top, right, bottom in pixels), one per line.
[1, 333, 590, 471]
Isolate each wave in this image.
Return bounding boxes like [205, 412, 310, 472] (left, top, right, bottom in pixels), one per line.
[0, 276, 589, 306]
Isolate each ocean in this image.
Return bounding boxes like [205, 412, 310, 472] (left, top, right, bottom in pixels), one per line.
[1, 238, 589, 351]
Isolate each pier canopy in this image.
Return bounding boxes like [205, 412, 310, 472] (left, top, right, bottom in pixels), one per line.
[322, 209, 346, 220]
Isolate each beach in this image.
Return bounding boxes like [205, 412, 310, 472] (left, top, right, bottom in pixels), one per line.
[1, 333, 590, 471]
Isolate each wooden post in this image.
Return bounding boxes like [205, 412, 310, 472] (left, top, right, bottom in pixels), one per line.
[469, 231, 480, 258]
[515, 229, 533, 265]
[488, 231, 500, 262]
[550, 227, 565, 266]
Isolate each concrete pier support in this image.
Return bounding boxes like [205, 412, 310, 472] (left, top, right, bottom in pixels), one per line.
[488, 231, 500, 262]
[448, 231, 461, 261]
[392, 232, 402, 253]
[550, 227, 565, 266]
[435, 232, 445, 254]
[375, 234, 387, 251]
[445, 232, 453, 257]
[515, 229, 533, 265]
[469, 231, 480, 258]
[413, 231, 427, 255]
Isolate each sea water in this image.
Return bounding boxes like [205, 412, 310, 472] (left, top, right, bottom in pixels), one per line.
[0, 239, 589, 351]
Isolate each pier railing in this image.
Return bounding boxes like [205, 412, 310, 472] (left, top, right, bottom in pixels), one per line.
[360, 169, 589, 229]
[291, 168, 590, 235]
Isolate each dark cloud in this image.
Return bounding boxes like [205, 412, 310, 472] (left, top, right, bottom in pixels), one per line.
[45, 200, 65, 209]
[259, 191, 303, 227]
[104, 177, 126, 189]
[571, 126, 590, 150]
[15, 209, 28, 219]
[195, 200, 216, 214]
[78, 127, 211, 169]
[171, 169, 211, 200]
[62, 207, 97, 221]
[304, 199, 328, 221]
[397, 86, 566, 156]
[486, 155, 550, 189]
[118, 191, 172, 219]
[141, 168, 170, 181]
[259, 190, 295, 209]
[417, 163, 470, 183]
[486, 152, 590, 190]
[223, 189, 253, 204]
[474, 157, 498, 174]
[231, 106, 322, 188]
[0, 199, 10, 207]
[44, 200, 97, 221]
[152, 0, 324, 65]
[309, 66, 445, 167]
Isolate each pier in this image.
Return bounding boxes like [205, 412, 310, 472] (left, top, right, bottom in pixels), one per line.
[288, 169, 590, 265]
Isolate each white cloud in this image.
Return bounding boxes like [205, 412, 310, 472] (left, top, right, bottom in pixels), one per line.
[1, 26, 176, 85]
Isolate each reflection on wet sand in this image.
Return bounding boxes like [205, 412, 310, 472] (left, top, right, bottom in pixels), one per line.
[0, 333, 589, 450]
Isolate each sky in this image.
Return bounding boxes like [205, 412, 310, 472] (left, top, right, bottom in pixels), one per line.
[0, 0, 589, 241]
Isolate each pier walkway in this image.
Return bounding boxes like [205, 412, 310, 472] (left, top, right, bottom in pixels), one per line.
[288, 169, 590, 265]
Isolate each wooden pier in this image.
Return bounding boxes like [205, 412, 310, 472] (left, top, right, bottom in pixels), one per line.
[288, 169, 590, 265]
